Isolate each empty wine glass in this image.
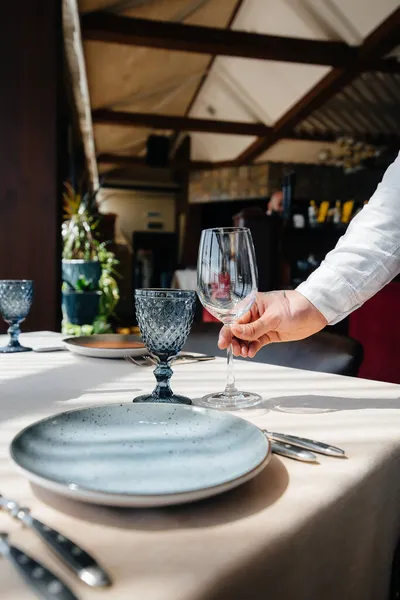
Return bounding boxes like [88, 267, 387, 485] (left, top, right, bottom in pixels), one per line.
[133, 289, 196, 404]
[0, 280, 34, 353]
[197, 228, 262, 410]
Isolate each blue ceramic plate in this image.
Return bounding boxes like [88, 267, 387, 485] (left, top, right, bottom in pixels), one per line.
[10, 403, 271, 507]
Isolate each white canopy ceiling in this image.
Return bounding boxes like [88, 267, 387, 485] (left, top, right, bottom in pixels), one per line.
[73, 0, 400, 176]
[190, 0, 399, 161]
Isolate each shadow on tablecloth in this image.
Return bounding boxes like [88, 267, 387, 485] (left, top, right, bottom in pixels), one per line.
[0, 359, 140, 424]
[31, 455, 289, 530]
[264, 394, 400, 413]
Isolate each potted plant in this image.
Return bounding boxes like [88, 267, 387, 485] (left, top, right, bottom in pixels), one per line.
[62, 182, 102, 288]
[62, 276, 102, 326]
[61, 181, 120, 333]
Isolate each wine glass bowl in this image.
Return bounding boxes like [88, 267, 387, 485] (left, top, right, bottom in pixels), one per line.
[197, 228, 262, 410]
[133, 289, 196, 404]
[197, 228, 257, 325]
[0, 280, 34, 353]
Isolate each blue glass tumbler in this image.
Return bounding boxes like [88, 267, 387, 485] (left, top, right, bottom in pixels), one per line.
[134, 289, 196, 404]
[0, 280, 34, 353]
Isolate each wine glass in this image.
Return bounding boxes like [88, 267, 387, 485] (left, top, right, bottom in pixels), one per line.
[0, 280, 34, 353]
[197, 228, 262, 410]
[133, 289, 196, 404]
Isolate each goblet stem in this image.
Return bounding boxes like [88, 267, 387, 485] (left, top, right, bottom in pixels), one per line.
[153, 359, 174, 400]
[7, 321, 22, 348]
[224, 326, 239, 397]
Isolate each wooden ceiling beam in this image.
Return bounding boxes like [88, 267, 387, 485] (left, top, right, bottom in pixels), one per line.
[93, 109, 400, 146]
[92, 108, 271, 136]
[81, 12, 400, 71]
[82, 12, 359, 68]
[237, 8, 400, 163]
[368, 58, 400, 74]
[291, 131, 400, 148]
[96, 153, 237, 171]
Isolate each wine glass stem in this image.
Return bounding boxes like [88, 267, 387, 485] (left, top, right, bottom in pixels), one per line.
[7, 322, 21, 348]
[153, 360, 173, 399]
[225, 327, 239, 396]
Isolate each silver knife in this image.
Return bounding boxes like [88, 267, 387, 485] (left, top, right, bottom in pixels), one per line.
[270, 440, 318, 463]
[0, 533, 78, 600]
[266, 431, 346, 457]
[0, 496, 110, 587]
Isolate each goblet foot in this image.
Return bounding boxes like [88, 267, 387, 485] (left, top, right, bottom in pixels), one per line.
[0, 344, 32, 353]
[133, 393, 192, 405]
[195, 390, 262, 411]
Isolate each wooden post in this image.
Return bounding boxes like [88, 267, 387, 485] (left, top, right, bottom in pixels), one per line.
[0, 1, 62, 332]
[174, 136, 203, 268]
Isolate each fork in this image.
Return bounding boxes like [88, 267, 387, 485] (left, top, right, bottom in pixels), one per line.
[125, 353, 215, 367]
[125, 354, 156, 367]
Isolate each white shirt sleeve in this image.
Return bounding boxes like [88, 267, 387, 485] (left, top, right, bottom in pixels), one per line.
[297, 151, 400, 325]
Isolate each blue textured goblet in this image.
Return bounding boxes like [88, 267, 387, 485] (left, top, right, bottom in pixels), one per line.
[134, 289, 196, 404]
[0, 280, 34, 353]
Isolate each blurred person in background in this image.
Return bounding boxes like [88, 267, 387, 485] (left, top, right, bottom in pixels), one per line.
[266, 190, 284, 216]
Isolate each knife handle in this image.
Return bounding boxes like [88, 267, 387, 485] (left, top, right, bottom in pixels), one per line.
[270, 440, 318, 463]
[269, 432, 345, 457]
[0, 533, 78, 600]
[19, 510, 111, 588]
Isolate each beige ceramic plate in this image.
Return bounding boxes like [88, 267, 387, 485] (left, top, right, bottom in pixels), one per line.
[63, 334, 146, 359]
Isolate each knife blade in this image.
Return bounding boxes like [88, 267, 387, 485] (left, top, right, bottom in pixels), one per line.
[266, 431, 346, 457]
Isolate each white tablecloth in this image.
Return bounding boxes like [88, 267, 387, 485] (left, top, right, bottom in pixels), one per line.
[1, 332, 400, 600]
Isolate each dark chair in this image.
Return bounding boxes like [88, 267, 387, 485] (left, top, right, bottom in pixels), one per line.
[186, 326, 363, 377]
[255, 330, 363, 376]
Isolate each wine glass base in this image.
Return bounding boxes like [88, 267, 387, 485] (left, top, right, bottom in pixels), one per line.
[133, 393, 192, 405]
[0, 344, 32, 354]
[195, 391, 262, 411]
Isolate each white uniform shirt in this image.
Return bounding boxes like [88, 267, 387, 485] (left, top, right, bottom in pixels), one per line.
[297, 151, 400, 324]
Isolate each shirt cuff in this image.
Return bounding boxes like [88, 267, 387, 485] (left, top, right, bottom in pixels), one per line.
[296, 263, 360, 325]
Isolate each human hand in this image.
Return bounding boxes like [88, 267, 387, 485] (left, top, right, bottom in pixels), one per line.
[218, 290, 327, 358]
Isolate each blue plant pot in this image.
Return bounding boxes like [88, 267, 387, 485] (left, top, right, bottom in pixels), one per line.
[62, 260, 102, 289]
[62, 290, 101, 326]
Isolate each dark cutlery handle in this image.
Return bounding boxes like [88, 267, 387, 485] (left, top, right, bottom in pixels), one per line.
[6, 542, 78, 600]
[30, 517, 111, 588]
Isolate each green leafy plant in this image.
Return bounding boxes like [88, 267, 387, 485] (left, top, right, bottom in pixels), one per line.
[62, 317, 113, 336]
[61, 181, 120, 331]
[62, 182, 101, 260]
[98, 243, 120, 320]
[74, 276, 97, 292]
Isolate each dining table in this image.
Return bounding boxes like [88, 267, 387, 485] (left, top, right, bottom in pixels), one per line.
[1, 331, 400, 600]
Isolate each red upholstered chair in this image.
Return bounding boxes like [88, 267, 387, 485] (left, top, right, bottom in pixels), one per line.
[349, 281, 400, 384]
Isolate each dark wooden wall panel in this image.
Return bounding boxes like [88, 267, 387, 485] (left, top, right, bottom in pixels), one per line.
[0, 1, 61, 332]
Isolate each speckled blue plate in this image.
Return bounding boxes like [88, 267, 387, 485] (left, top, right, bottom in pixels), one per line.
[10, 403, 271, 507]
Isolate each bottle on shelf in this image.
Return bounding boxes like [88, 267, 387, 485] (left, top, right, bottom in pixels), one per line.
[342, 200, 354, 224]
[317, 201, 329, 223]
[333, 200, 342, 224]
[282, 171, 296, 225]
[308, 200, 317, 227]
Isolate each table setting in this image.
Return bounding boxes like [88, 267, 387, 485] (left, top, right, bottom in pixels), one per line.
[1, 228, 400, 600]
